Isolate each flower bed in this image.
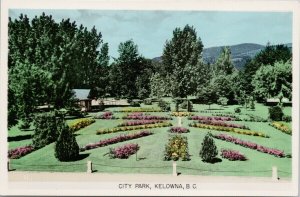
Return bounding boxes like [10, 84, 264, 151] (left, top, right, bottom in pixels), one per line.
[69, 118, 95, 132]
[8, 145, 35, 159]
[117, 107, 162, 112]
[123, 114, 172, 120]
[213, 133, 285, 157]
[94, 111, 116, 119]
[169, 126, 189, 133]
[164, 135, 190, 161]
[198, 120, 249, 129]
[189, 123, 268, 138]
[109, 143, 139, 159]
[118, 119, 165, 127]
[81, 130, 152, 151]
[170, 112, 194, 117]
[221, 149, 247, 161]
[270, 122, 292, 135]
[189, 115, 236, 121]
[96, 122, 172, 135]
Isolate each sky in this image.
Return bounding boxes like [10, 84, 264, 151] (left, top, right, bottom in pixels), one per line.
[9, 9, 292, 59]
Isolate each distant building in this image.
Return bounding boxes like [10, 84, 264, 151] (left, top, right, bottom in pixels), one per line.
[265, 98, 292, 106]
[72, 89, 92, 111]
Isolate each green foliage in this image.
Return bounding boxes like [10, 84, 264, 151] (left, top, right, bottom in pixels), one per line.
[282, 115, 292, 122]
[8, 13, 109, 127]
[164, 135, 190, 161]
[214, 47, 234, 75]
[150, 73, 172, 98]
[158, 99, 171, 112]
[269, 106, 284, 121]
[252, 61, 292, 102]
[234, 107, 241, 113]
[199, 133, 218, 162]
[130, 101, 141, 107]
[217, 97, 228, 106]
[143, 98, 152, 105]
[55, 122, 79, 161]
[32, 112, 60, 149]
[162, 25, 204, 98]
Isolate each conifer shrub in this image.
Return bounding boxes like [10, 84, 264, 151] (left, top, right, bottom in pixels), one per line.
[269, 106, 283, 121]
[55, 122, 79, 161]
[199, 132, 218, 162]
[32, 112, 60, 149]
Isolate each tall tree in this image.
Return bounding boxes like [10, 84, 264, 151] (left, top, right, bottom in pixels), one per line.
[162, 25, 204, 97]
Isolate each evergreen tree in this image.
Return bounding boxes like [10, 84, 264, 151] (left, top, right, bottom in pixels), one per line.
[55, 122, 79, 161]
[32, 112, 60, 149]
[199, 133, 218, 162]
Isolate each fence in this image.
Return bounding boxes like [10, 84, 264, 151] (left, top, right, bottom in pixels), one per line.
[8, 160, 291, 180]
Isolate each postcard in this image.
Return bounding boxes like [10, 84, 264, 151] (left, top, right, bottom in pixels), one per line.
[0, 0, 299, 196]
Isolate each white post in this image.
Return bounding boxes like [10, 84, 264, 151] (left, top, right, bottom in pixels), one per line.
[272, 166, 278, 181]
[178, 117, 182, 127]
[173, 161, 177, 176]
[87, 160, 93, 173]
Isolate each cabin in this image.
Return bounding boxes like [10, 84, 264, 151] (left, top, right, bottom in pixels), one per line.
[265, 98, 292, 107]
[72, 89, 92, 111]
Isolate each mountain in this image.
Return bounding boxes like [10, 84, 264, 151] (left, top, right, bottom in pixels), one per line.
[202, 43, 265, 70]
[152, 43, 292, 70]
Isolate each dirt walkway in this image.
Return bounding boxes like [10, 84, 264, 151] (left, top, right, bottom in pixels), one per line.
[8, 171, 291, 183]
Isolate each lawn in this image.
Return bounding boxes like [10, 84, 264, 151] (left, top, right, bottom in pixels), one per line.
[8, 102, 292, 178]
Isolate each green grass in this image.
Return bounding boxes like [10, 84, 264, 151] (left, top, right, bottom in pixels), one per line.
[8, 103, 292, 178]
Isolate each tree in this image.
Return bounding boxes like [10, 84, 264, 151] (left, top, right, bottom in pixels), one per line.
[213, 46, 235, 76]
[149, 73, 172, 98]
[109, 40, 147, 99]
[55, 121, 79, 161]
[199, 133, 218, 162]
[32, 112, 60, 149]
[252, 61, 292, 102]
[162, 25, 203, 97]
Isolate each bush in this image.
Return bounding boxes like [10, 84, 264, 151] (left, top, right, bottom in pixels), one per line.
[282, 115, 292, 122]
[180, 101, 188, 109]
[69, 118, 95, 132]
[55, 122, 79, 161]
[130, 101, 141, 107]
[158, 99, 171, 112]
[269, 106, 283, 121]
[199, 133, 218, 162]
[234, 107, 241, 113]
[143, 98, 152, 105]
[164, 135, 190, 161]
[217, 97, 228, 106]
[19, 118, 31, 130]
[250, 100, 255, 110]
[109, 144, 139, 159]
[32, 112, 60, 149]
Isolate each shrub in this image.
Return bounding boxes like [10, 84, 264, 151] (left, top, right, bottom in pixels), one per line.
[8, 145, 34, 159]
[250, 100, 255, 110]
[109, 144, 139, 159]
[130, 101, 141, 107]
[164, 135, 190, 161]
[221, 149, 247, 161]
[143, 98, 152, 105]
[199, 133, 218, 162]
[94, 111, 116, 119]
[217, 97, 228, 106]
[55, 122, 79, 161]
[169, 127, 189, 133]
[282, 115, 292, 122]
[180, 101, 188, 109]
[81, 131, 152, 151]
[269, 106, 283, 121]
[234, 107, 241, 113]
[19, 118, 31, 130]
[69, 118, 95, 132]
[158, 100, 171, 112]
[32, 112, 60, 149]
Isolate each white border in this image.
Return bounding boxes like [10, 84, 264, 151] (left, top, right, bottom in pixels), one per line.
[1, 0, 299, 196]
